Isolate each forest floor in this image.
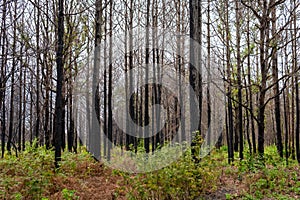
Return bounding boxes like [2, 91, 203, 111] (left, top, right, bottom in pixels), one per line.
[1, 143, 300, 200]
[49, 162, 126, 200]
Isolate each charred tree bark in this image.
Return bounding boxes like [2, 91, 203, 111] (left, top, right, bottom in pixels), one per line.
[107, 0, 113, 160]
[190, 0, 202, 163]
[271, 7, 283, 158]
[91, 0, 102, 160]
[7, 0, 17, 154]
[144, 0, 151, 153]
[226, 0, 234, 163]
[236, 0, 243, 160]
[246, 8, 256, 154]
[207, 0, 212, 149]
[293, 0, 300, 163]
[1, 0, 7, 158]
[54, 0, 65, 168]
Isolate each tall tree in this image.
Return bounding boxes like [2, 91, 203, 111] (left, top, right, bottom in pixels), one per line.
[241, 0, 286, 157]
[18, 45, 23, 152]
[54, 0, 65, 168]
[103, 0, 108, 157]
[235, 0, 243, 160]
[257, 0, 271, 156]
[42, 0, 52, 150]
[246, 7, 256, 154]
[271, 6, 283, 158]
[107, 0, 113, 160]
[7, 0, 18, 154]
[207, 0, 211, 149]
[34, 0, 41, 142]
[190, 0, 202, 162]
[90, 0, 102, 160]
[144, 0, 150, 153]
[292, 0, 300, 163]
[125, 0, 134, 150]
[1, 0, 7, 158]
[226, 0, 234, 162]
[152, 0, 159, 150]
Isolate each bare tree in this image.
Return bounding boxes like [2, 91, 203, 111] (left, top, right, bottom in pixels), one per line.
[7, 0, 18, 154]
[0, 0, 7, 158]
[90, 0, 102, 160]
[271, 6, 283, 158]
[54, 0, 65, 168]
[235, 0, 243, 160]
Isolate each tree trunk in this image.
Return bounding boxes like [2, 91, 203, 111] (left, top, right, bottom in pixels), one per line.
[35, 0, 40, 143]
[91, 0, 102, 160]
[207, 0, 211, 149]
[155, 0, 161, 148]
[144, 0, 151, 153]
[7, 0, 17, 154]
[85, 33, 91, 147]
[103, 0, 108, 157]
[54, 0, 64, 168]
[236, 0, 243, 160]
[152, 0, 158, 151]
[271, 7, 283, 158]
[190, 0, 202, 162]
[257, 1, 270, 157]
[1, 0, 7, 158]
[107, 0, 113, 160]
[226, 0, 234, 163]
[283, 89, 289, 165]
[293, 0, 300, 163]
[18, 47, 23, 152]
[126, 0, 135, 151]
[247, 8, 256, 154]
[22, 66, 26, 151]
[67, 85, 74, 152]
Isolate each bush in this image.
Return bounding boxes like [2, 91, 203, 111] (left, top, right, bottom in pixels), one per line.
[118, 148, 221, 200]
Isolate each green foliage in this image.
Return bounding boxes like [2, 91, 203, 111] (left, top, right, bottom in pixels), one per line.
[225, 193, 236, 200]
[241, 42, 255, 58]
[14, 192, 22, 200]
[0, 141, 54, 199]
[117, 148, 221, 200]
[0, 141, 94, 199]
[62, 188, 79, 200]
[116, 145, 300, 199]
[1, 141, 300, 199]
[234, 146, 300, 199]
[191, 131, 203, 161]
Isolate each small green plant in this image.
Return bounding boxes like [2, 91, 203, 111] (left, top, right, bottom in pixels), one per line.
[14, 192, 22, 200]
[255, 178, 269, 189]
[243, 194, 256, 200]
[62, 188, 79, 200]
[225, 193, 232, 200]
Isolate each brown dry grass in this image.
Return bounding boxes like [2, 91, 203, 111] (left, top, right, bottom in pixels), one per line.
[49, 162, 127, 200]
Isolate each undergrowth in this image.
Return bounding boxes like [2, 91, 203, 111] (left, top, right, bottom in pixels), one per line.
[1, 140, 300, 200]
[114, 145, 300, 200]
[0, 141, 94, 199]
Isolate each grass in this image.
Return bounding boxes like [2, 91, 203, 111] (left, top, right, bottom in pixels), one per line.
[0, 141, 299, 199]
